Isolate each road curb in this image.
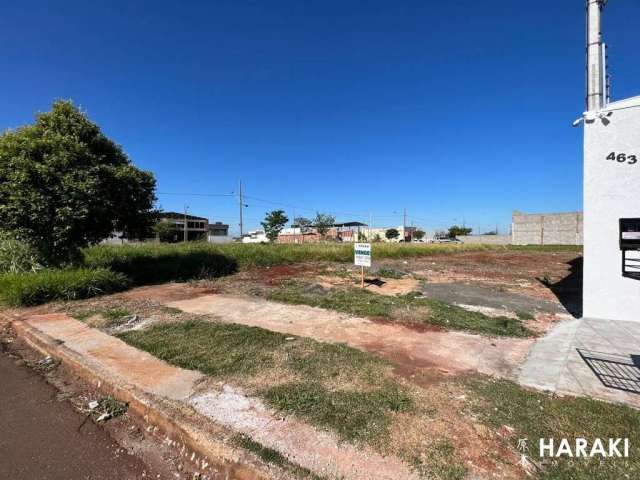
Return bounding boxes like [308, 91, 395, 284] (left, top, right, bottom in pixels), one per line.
[6, 313, 272, 480]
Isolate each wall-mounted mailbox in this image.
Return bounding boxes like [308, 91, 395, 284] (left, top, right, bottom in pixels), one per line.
[620, 218, 640, 279]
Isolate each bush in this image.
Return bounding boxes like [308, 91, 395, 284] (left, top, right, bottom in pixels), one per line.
[0, 268, 130, 306]
[0, 233, 44, 273]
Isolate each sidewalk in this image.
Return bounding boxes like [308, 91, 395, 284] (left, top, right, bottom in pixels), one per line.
[12, 313, 420, 480]
[518, 317, 640, 407]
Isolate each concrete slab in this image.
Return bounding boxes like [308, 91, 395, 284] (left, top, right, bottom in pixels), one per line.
[420, 282, 566, 315]
[518, 317, 640, 407]
[21, 314, 204, 401]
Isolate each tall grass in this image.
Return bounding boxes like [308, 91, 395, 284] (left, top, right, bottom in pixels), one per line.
[83, 242, 238, 285]
[83, 241, 498, 274]
[1, 242, 579, 307]
[0, 268, 130, 306]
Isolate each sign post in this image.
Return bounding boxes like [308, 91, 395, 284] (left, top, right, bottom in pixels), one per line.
[354, 243, 371, 288]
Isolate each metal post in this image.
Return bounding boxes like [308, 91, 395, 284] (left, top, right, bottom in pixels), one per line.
[238, 180, 244, 239]
[183, 206, 188, 242]
[586, 0, 607, 111]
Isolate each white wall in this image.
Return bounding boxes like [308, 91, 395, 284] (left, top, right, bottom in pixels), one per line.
[583, 96, 640, 321]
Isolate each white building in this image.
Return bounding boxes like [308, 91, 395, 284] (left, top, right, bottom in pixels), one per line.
[367, 226, 418, 243]
[581, 1, 640, 322]
[242, 230, 268, 244]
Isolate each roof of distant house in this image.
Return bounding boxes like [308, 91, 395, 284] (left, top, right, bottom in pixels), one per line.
[160, 211, 208, 221]
[333, 222, 368, 227]
[208, 222, 229, 231]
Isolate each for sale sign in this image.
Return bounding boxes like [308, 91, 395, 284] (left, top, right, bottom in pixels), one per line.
[354, 243, 371, 267]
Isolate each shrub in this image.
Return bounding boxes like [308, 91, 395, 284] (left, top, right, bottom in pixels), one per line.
[0, 233, 43, 273]
[0, 101, 157, 264]
[0, 268, 130, 306]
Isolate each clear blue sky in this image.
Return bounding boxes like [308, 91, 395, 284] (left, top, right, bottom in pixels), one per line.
[1, 1, 639, 235]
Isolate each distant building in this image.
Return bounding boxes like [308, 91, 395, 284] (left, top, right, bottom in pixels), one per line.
[277, 222, 368, 244]
[207, 222, 232, 244]
[157, 211, 208, 242]
[242, 230, 269, 243]
[367, 226, 417, 243]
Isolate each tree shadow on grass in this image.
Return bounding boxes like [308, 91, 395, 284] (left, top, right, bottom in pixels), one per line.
[106, 252, 239, 285]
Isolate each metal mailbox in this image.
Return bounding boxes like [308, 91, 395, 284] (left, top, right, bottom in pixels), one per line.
[620, 218, 640, 279]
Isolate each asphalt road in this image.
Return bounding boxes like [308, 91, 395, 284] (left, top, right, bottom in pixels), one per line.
[0, 352, 155, 480]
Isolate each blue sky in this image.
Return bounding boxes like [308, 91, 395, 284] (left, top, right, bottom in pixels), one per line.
[1, 1, 639, 235]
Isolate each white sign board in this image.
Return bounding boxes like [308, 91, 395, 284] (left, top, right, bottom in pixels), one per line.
[354, 243, 371, 267]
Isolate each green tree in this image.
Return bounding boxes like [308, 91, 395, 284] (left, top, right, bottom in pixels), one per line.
[153, 221, 180, 243]
[0, 101, 157, 264]
[448, 225, 472, 238]
[314, 212, 335, 238]
[413, 229, 426, 241]
[294, 216, 313, 233]
[261, 210, 289, 242]
[385, 228, 400, 240]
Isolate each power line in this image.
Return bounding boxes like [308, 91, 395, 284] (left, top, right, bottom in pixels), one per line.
[157, 192, 235, 197]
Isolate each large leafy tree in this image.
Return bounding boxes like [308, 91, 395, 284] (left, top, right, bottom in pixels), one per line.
[314, 212, 335, 238]
[0, 100, 157, 264]
[261, 210, 289, 242]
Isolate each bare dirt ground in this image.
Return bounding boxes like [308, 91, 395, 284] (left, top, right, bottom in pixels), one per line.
[3, 250, 582, 480]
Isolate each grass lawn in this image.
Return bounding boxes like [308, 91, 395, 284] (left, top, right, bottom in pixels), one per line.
[118, 320, 412, 442]
[467, 377, 640, 479]
[267, 281, 533, 338]
[118, 319, 466, 478]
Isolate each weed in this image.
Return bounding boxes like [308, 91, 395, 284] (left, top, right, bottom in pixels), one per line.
[0, 268, 130, 306]
[233, 434, 322, 479]
[118, 320, 410, 443]
[466, 377, 640, 479]
[268, 283, 533, 337]
[409, 439, 467, 480]
[516, 311, 534, 321]
[262, 380, 410, 442]
[118, 320, 287, 377]
[375, 267, 406, 279]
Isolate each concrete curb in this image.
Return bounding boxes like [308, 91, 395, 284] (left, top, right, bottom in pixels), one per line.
[5, 312, 273, 480]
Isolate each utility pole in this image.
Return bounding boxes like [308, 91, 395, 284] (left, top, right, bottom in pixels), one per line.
[403, 208, 407, 241]
[238, 180, 244, 239]
[183, 205, 188, 242]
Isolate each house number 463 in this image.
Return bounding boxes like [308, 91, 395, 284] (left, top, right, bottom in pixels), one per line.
[607, 152, 637, 165]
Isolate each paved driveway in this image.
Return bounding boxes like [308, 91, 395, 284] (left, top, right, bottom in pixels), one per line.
[519, 317, 640, 407]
